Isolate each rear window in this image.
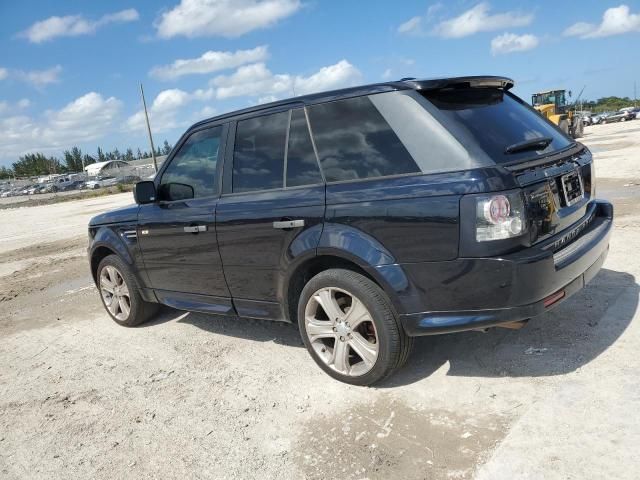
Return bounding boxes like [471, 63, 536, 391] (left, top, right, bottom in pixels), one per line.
[307, 96, 420, 182]
[421, 88, 572, 164]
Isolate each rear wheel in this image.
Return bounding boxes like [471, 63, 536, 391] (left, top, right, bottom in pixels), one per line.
[558, 119, 570, 135]
[298, 269, 412, 386]
[572, 119, 584, 138]
[97, 255, 158, 327]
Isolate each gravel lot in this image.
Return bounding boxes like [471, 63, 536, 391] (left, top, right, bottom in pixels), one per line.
[1, 121, 639, 479]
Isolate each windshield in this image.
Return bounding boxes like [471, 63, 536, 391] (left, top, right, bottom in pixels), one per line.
[421, 88, 573, 165]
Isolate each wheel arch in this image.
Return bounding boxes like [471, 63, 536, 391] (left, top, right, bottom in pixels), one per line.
[282, 252, 407, 324]
[89, 227, 135, 284]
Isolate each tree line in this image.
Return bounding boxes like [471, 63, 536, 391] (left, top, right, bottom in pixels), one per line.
[579, 96, 638, 113]
[0, 140, 173, 179]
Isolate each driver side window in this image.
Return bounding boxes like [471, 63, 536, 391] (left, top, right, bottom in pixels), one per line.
[158, 126, 223, 201]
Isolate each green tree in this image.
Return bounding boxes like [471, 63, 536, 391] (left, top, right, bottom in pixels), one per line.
[125, 148, 135, 162]
[0, 166, 14, 179]
[12, 153, 63, 176]
[162, 140, 172, 155]
[97, 147, 106, 162]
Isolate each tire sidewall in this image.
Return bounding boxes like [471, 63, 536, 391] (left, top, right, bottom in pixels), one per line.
[297, 270, 399, 386]
[97, 255, 142, 327]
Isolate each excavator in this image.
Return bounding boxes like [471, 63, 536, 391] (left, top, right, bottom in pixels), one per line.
[531, 89, 584, 138]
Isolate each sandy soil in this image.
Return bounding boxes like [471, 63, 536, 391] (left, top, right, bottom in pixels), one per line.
[1, 121, 639, 479]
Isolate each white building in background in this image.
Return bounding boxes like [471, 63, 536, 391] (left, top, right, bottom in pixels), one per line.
[84, 160, 131, 177]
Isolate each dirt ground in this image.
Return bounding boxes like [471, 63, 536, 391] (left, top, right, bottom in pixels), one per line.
[1, 121, 639, 479]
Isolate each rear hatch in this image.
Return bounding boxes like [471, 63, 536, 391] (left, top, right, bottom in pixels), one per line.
[419, 84, 594, 246]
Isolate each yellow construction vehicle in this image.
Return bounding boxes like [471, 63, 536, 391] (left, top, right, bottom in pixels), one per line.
[531, 89, 583, 138]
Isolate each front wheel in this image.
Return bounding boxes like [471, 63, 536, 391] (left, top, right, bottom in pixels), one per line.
[298, 269, 412, 385]
[97, 254, 158, 327]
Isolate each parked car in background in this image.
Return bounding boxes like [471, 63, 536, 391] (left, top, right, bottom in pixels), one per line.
[85, 176, 118, 189]
[601, 110, 634, 124]
[61, 180, 86, 191]
[88, 76, 612, 385]
[27, 184, 46, 194]
[19, 184, 34, 195]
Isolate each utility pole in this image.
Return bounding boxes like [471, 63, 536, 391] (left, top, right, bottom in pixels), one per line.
[634, 81, 637, 107]
[140, 83, 158, 173]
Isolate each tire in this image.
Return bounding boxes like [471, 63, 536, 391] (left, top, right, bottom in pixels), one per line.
[558, 119, 570, 135]
[297, 269, 412, 386]
[621, 117, 626, 122]
[97, 254, 158, 327]
[572, 120, 584, 138]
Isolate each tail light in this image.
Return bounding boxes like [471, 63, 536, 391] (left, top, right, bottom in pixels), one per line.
[475, 192, 527, 241]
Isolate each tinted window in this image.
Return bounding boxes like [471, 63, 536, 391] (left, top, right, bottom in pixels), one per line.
[159, 126, 222, 201]
[422, 88, 572, 164]
[233, 111, 288, 193]
[307, 96, 420, 182]
[286, 109, 322, 187]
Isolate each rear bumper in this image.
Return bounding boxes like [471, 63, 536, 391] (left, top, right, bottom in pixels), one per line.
[399, 200, 613, 336]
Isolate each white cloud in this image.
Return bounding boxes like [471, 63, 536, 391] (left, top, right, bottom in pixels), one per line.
[564, 5, 640, 39]
[433, 2, 533, 38]
[382, 68, 393, 80]
[0, 92, 122, 160]
[491, 33, 539, 55]
[17, 99, 31, 109]
[17, 65, 63, 88]
[398, 16, 422, 35]
[126, 89, 194, 133]
[20, 9, 139, 43]
[212, 60, 361, 99]
[155, 0, 301, 39]
[150, 45, 269, 80]
[0, 68, 7, 80]
[127, 60, 360, 132]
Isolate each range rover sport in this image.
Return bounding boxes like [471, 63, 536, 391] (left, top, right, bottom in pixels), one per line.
[88, 76, 613, 385]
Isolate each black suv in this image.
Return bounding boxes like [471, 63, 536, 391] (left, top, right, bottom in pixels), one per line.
[88, 76, 612, 385]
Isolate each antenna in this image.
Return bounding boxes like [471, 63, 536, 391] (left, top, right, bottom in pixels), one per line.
[140, 83, 158, 173]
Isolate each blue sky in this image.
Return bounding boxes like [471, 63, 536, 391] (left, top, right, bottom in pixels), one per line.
[1, 0, 639, 167]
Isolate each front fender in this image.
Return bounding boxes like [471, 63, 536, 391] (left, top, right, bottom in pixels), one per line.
[90, 226, 135, 265]
[89, 225, 152, 290]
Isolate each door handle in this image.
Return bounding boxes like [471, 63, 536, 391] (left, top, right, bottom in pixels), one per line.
[184, 225, 207, 233]
[273, 219, 305, 229]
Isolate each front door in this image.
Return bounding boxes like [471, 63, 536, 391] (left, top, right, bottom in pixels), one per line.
[216, 108, 325, 320]
[137, 124, 233, 313]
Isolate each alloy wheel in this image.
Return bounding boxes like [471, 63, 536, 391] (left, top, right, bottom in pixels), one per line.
[304, 287, 379, 377]
[99, 265, 131, 321]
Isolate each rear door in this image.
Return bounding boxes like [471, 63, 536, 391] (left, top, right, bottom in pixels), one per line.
[216, 108, 325, 320]
[137, 124, 233, 313]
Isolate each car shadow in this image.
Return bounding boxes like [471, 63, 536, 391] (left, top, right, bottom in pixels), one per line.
[141, 268, 637, 385]
[142, 306, 304, 348]
[380, 268, 638, 387]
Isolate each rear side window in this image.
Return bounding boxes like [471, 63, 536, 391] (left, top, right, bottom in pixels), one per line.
[159, 126, 222, 201]
[422, 88, 572, 164]
[233, 111, 288, 193]
[286, 109, 322, 187]
[307, 96, 420, 182]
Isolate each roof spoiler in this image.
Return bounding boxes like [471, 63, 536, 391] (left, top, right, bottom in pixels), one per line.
[401, 76, 514, 91]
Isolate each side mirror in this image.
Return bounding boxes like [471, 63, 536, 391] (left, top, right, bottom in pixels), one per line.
[161, 182, 194, 201]
[133, 181, 156, 204]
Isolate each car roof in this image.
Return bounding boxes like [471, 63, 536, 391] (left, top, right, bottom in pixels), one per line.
[190, 75, 514, 130]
